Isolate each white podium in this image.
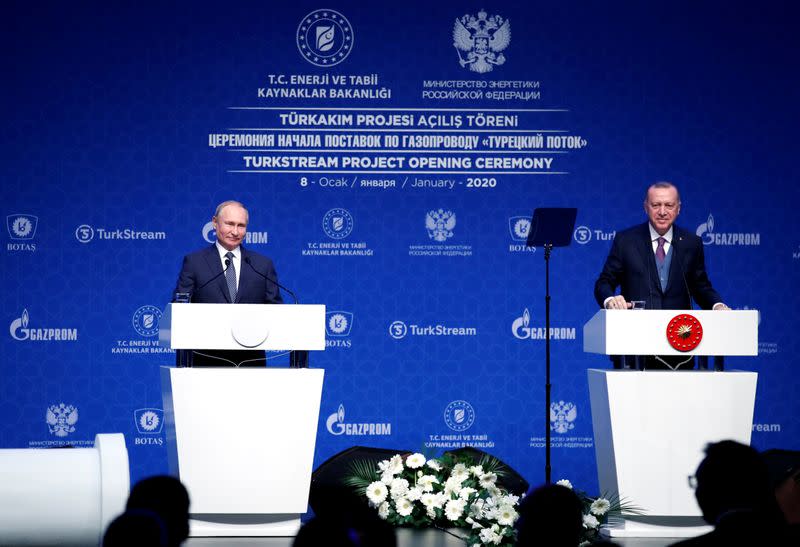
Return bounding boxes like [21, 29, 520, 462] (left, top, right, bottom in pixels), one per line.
[583, 310, 759, 538]
[159, 303, 326, 537]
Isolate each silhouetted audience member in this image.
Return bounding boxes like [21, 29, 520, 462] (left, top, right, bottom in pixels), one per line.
[125, 475, 190, 547]
[515, 483, 583, 547]
[103, 509, 167, 546]
[670, 440, 790, 546]
[294, 516, 362, 547]
[297, 490, 395, 547]
[763, 449, 800, 524]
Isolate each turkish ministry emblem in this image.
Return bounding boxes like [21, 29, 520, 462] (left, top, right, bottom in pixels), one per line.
[453, 10, 511, 73]
[666, 314, 703, 351]
[296, 9, 354, 67]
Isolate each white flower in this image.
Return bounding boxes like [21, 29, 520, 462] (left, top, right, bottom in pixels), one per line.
[378, 455, 404, 475]
[390, 477, 410, 499]
[444, 475, 464, 496]
[465, 516, 483, 529]
[479, 525, 502, 545]
[406, 453, 426, 469]
[406, 486, 423, 502]
[583, 513, 599, 529]
[426, 459, 442, 471]
[495, 505, 518, 526]
[486, 484, 502, 498]
[396, 496, 414, 517]
[417, 474, 440, 492]
[459, 486, 477, 500]
[479, 472, 498, 488]
[445, 498, 467, 521]
[377, 501, 390, 520]
[590, 497, 611, 516]
[468, 498, 485, 519]
[450, 463, 469, 482]
[380, 470, 394, 485]
[421, 492, 445, 510]
[556, 479, 573, 489]
[366, 481, 388, 505]
[470, 465, 485, 477]
[501, 493, 520, 506]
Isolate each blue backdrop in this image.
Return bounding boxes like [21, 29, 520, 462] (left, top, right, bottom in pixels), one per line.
[3, 1, 798, 496]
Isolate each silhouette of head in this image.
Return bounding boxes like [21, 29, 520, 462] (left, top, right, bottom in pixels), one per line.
[515, 483, 583, 546]
[103, 509, 167, 547]
[126, 475, 190, 547]
[298, 490, 395, 547]
[694, 440, 772, 524]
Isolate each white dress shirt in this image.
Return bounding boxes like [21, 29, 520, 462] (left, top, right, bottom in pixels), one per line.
[215, 241, 241, 290]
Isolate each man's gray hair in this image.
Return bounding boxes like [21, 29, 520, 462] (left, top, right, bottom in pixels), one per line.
[646, 181, 680, 203]
[214, 200, 249, 222]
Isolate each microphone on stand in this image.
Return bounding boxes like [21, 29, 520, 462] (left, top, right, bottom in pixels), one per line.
[244, 256, 307, 367]
[174, 258, 232, 368]
[193, 258, 232, 293]
[244, 257, 299, 304]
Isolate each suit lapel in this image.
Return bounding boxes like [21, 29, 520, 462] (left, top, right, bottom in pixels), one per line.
[665, 227, 684, 294]
[202, 245, 231, 303]
[236, 248, 251, 303]
[636, 224, 662, 294]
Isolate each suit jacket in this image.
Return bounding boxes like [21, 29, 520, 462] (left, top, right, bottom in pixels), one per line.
[174, 244, 283, 304]
[594, 223, 722, 310]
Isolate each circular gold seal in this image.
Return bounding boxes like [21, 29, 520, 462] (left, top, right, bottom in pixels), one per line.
[666, 314, 703, 352]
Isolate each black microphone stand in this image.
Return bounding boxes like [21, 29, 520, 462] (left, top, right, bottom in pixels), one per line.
[544, 243, 553, 484]
[525, 207, 576, 485]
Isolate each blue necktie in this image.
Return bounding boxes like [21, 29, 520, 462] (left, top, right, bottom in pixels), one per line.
[225, 251, 237, 302]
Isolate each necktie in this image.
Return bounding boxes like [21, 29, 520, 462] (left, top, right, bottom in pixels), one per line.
[225, 251, 237, 302]
[656, 237, 666, 265]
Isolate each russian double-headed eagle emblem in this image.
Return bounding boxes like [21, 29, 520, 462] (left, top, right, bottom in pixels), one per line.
[46, 403, 78, 437]
[453, 10, 511, 73]
[426, 209, 457, 242]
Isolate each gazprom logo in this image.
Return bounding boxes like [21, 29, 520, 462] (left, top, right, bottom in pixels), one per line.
[325, 404, 391, 436]
[201, 221, 268, 244]
[696, 214, 760, 246]
[10, 309, 78, 341]
[512, 308, 576, 340]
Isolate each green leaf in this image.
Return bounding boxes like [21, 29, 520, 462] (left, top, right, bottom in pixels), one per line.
[343, 459, 380, 492]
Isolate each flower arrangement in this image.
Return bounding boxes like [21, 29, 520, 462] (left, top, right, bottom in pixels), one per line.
[555, 478, 640, 546]
[346, 451, 521, 546]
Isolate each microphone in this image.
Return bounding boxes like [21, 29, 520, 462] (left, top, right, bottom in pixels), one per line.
[244, 257, 298, 304]
[245, 256, 308, 368]
[674, 237, 693, 310]
[193, 257, 231, 292]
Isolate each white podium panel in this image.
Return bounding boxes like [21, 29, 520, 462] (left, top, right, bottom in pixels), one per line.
[0, 434, 129, 546]
[159, 303, 325, 351]
[161, 367, 325, 536]
[583, 309, 758, 356]
[588, 369, 757, 537]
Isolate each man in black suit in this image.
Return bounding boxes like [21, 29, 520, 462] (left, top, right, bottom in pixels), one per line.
[173, 200, 282, 366]
[594, 182, 728, 369]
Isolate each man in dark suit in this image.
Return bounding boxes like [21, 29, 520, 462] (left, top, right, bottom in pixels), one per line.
[594, 182, 728, 369]
[173, 200, 282, 366]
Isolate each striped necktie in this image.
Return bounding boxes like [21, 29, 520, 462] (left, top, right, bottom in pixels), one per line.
[225, 251, 237, 302]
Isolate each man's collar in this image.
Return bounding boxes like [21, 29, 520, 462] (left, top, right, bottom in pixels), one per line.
[648, 223, 674, 243]
[215, 241, 241, 258]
